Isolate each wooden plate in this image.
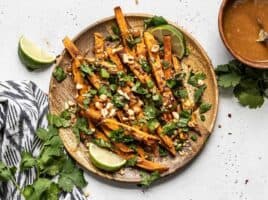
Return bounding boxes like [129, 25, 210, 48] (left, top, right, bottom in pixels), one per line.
[49, 14, 218, 183]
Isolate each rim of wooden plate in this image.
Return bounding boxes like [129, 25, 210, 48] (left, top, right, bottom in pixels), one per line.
[49, 13, 219, 183]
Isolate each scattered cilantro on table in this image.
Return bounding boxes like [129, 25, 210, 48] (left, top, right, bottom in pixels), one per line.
[0, 110, 87, 200]
[215, 60, 268, 108]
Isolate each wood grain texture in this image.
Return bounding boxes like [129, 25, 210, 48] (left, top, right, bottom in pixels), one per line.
[49, 14, 218, 183]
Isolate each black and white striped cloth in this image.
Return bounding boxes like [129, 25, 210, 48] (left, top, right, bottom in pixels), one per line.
[0, 81, 86, 200]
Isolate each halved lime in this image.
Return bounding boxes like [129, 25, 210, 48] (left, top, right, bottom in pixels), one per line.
[149, 24, 186, 59]
[88, 143, 126, 172]
[18, 36, 55, 70]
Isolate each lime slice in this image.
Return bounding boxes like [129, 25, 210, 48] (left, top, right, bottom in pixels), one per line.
[149, 24, 186, 59]
[88, 143, 126, 172]
[18, 36, 55, 70]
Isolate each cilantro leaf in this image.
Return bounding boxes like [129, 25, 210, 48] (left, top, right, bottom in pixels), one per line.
[80, 64, 94, 75]
[194, 85, 206, 103]
[174, 89, 188, 99]
[147, 119, 160, 132]
[47, 111, 70, 128]
[216, 60, 267, 109]
[126, 37, 141, 49]
[125, 156, 137, 167]
[188, 72, 206, 87]
[159, 146, 168, 157]
[100, 68, 110, 78]
[45, 183, 60, 200]
[138, 171, 160, 187]
[144, 16, 168, 29]
[53, 66, 66, 82]
[218, 72, 241, 88]
[98, 85, 112, 97]
[93, 138, 112, 149]
[139, 59, 151, 73]
[132, 81, 148, 95]
[144, 103, 159, 120]
[22, 178, 52, 200]
[20, 151, 36, 171]
[234, 86, 264, 108]
[112, 93, 128, 108]
[199, 102, 212, 114]
[0, 161, 16, 182]
[58, 158, 87, 192]
[109, 128, 134, 143]
[73, 117, 93, 139]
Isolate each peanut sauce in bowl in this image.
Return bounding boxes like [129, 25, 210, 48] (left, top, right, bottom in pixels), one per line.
[219, 0, 268, 68]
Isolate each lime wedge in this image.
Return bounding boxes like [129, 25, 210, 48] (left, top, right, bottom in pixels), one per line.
[18, 36, 55, 70]
[149, 24, 186, 59]
[88, 143, 126, 172]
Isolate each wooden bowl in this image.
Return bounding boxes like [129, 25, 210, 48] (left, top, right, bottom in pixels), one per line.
[49, 14, 218, 183]
[218, 0, 268, 69]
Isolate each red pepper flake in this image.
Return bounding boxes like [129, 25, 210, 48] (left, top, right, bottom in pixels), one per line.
[228, 113, 232, 118]
[245, 179, 249, 184]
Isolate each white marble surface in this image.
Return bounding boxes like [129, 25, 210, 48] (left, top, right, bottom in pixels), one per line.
[1, 0, 268, 199]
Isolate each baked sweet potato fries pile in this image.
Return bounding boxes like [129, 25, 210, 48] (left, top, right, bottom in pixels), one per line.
[62, 7, 210, 173]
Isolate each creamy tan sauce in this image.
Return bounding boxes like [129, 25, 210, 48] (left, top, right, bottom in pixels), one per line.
[223, 0, 268, 61]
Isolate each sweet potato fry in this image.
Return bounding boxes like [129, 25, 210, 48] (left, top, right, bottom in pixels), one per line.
[94, 32, 105, 59]
[163, 36, 173, 79]
[157, 127, 176, 156]
[101, 127, 134, 153]
[136, 157, 168, 172]
[172, 55, 181, 73]
[102, 118, 159, 145]
[114, 6, 130, 50]
[94, 130, 109, 141]
[106, 47, 124, 71]
[63, 36, 81, 58]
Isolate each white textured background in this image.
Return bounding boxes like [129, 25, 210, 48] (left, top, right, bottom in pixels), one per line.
[0, 0, 268, 199]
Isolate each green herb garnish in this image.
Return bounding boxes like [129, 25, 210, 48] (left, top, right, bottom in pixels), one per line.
[132, 81, 148, 95]
[162, 60, 170, 69]
[144, 16, 168, 29]
[125, 156, 137, 167]
[194, 85, 206, 103]
[138, 171, 160, 187]
[98, 85, 112, 97]
[126, 37, 141, 49]
[174, 89, 188, 99]
[47, 110, 71, 128]
[53, 66, 66, 82]
[109, 128, 134, 144]
[80, 64, 94, 75]
[188, 72, 206, 87]
[159, 146, 168, 157]
[73, 117, 93, 139]
[199, 102, 212, 114]
[93, 138, 112, 149]
[139, 59, 151, 73]
[190, 135, 198, 142]
[100, 68, 110, 78]
[147, 119, 160, 132]
[112, 93, 128, 108]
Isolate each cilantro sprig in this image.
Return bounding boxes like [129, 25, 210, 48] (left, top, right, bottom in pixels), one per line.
[0, 111, 87, 200]
[215, 60, 268, 108]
